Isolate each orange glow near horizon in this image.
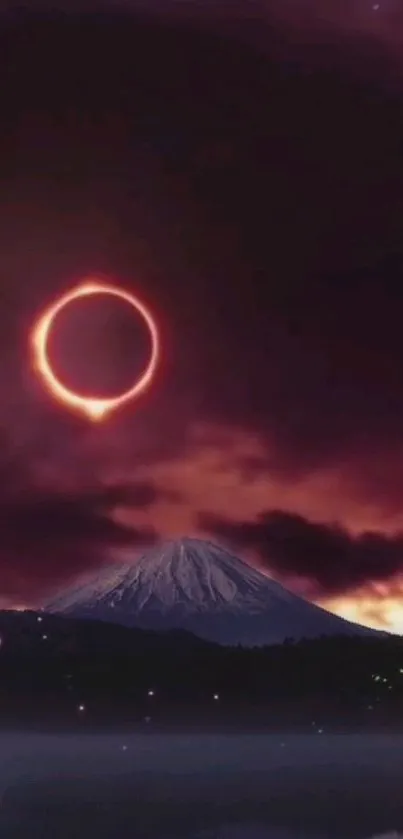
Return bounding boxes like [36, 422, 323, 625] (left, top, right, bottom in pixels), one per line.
[322, 590, 403, 634]
[31, 279, 160, 421]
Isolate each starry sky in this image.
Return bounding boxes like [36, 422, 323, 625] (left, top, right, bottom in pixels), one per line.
[1, 1, 403, 632]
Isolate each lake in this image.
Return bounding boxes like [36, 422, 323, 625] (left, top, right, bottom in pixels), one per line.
[0, 732, 402, 838]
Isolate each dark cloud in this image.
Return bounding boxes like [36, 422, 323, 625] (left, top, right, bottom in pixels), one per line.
[199, 509, 403, 597]
[0, 481, 158, 603]
[97, 481, 161, 508]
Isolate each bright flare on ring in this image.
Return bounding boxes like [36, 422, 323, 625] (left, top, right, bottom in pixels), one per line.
[31, 279, 160, 421]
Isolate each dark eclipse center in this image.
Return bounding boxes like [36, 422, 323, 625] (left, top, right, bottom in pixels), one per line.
[46, 294, 153, 399]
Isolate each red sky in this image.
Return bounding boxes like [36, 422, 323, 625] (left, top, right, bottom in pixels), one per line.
[1, 3, 403, 632]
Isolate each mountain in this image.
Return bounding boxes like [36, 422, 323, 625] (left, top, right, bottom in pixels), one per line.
[46, 538, 378, 646]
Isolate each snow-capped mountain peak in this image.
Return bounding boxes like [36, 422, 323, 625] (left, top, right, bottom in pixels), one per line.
[46, 537, 378, 646]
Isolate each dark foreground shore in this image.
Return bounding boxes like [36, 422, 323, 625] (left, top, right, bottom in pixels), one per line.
[0, 731, 402, 838]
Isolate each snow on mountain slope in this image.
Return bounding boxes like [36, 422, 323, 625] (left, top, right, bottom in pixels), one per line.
[46, 538, 378, 646]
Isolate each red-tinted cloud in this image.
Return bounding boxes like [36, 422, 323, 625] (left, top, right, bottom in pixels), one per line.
[0, 7, 403, 631]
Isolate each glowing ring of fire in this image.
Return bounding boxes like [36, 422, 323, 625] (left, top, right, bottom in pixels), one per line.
[31, 279, 160, 421]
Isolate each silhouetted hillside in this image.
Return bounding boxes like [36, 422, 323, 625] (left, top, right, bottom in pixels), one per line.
[0, 610, 401, 730]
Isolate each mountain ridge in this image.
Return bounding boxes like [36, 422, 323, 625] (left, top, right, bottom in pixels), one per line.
[46, 537, 379, 646]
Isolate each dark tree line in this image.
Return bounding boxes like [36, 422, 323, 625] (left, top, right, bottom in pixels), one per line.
[0, 610, 401, 728]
